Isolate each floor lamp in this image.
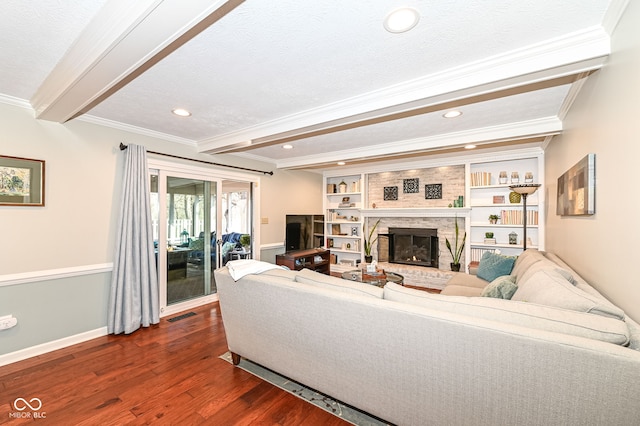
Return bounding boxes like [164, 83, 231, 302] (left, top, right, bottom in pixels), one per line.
[509, 184, 541, 250]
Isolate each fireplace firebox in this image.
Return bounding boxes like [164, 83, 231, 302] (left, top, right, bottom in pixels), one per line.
[384, 227, 439, 268]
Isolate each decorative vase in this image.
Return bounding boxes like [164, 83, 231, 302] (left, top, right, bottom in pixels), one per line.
[509, 191, 522, 204]
[450, 263, 461, 272]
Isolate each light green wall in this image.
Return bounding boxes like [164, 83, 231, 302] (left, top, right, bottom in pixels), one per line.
[545, 1, 640, 322]
[0, 273, 111, 354]
[0, 102, 321, 357]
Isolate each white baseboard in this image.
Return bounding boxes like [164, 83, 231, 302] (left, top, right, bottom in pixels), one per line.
[0, 327, 108, 367]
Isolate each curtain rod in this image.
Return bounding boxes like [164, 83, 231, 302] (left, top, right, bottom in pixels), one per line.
[119, 143, 273, 176]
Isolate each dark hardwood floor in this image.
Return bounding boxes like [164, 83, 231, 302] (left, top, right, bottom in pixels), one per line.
[0, 302, 348, 425]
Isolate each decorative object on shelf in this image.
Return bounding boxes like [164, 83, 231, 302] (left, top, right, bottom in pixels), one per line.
[351, 226, 358, 236]
[509, 191, 522, 204]
[509, 183, 541, 250]
[339, 196, 355, 208]
[0, 155, 45, 207]
[445, 216, 466, 272]
[327, 238, 334, 248]
[363, 219, 381, 263]
[424, 183, 442, 199]
[525, 172, 534, 183]
[338, 180, 347, 193]
[509, 231, 518, 245]
[511, 172, 520, 184]
[499, 171, 508, 184]
[453, 195, 464, 207]
[403, 178, 419, 193]
[488, 214, 499, 224]
[485, 232, 494, 238]
[384, 186, 398, 200]
[493, 195, 505, 204]
[557, 153, 595, 216]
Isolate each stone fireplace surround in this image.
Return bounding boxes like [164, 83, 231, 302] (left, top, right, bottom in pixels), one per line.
[362, 165, 468, 286]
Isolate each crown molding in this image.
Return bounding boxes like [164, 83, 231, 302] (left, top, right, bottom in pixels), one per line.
[0, 94, 33, 112]
[78, 114, 197, 146]
[198, 27, 609, 154]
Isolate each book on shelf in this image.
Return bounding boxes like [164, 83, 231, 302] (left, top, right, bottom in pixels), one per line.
[470, 247, 497, 262]
[500, 209, 538, 225]
[338, 202, 356, 208]
[470, 171, 492, 186]
[484, 238, 496, 244]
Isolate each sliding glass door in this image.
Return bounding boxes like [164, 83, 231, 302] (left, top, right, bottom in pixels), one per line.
[151, 171, 222, 315]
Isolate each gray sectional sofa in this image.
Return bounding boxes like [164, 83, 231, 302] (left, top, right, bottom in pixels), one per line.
[215, 251, 640, 426]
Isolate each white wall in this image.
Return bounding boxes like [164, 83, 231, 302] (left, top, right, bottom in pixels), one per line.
[545, 1, 640, 322]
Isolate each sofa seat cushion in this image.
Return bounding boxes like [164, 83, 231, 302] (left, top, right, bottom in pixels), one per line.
[512, 268, 625, 320]
[383, 282, 630, 345]
[440, 285, 484, 297]
[476, 251, 517, 282]
[295, 268, 383, 298]
[445, 273, 489, 288]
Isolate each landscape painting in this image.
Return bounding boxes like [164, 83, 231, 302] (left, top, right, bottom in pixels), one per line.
[0, 155, 45, 206]
[556, 153, 595, 216]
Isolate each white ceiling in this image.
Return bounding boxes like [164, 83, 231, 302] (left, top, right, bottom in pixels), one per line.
[0, 0, 627, 170]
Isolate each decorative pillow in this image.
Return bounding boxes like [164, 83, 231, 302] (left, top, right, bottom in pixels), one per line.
[188, 238, 204, 250]
[481, 275, 518, 299]
[477, 251, 517, 282]
[221, 241, 236, 257]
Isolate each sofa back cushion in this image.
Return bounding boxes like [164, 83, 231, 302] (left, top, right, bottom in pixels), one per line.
[295, 268, 383, 298]
[510, 249, 545, 280]
[512, 268, 625, 320]
[383, 283, 630, 345]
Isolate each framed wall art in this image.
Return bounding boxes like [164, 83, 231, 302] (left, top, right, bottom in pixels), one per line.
[0, 155, 45, 206]
[557, 153, 595, 216]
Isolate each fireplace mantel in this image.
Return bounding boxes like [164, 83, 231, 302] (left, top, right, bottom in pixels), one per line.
[360, 207, 470, 218]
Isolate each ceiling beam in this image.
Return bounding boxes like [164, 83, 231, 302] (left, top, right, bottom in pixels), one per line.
[198, 27, 609, 154]
[31, 0, 244, 122]
[269, 117, 562, 170]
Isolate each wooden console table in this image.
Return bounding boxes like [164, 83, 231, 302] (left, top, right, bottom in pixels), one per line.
[276, 248, 330, 275]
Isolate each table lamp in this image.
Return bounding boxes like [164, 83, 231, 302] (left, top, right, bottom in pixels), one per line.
[508, 184, 541, 250]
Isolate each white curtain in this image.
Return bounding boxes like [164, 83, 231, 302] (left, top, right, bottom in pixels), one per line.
[108, 144, 159, 334]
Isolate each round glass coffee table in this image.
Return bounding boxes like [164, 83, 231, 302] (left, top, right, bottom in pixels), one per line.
[341, 270, 404, 287]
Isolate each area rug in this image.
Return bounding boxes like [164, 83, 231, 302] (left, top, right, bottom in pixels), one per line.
[219, 352, 390, 426]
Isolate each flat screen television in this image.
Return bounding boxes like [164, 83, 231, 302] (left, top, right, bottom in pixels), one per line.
[285, 214, 323, 251]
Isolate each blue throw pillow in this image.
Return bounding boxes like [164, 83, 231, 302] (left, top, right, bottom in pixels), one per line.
[477, 251, 517, 282]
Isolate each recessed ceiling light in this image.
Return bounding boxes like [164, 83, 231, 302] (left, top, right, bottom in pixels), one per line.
[172, 108, 191, 117]
[464, 144, 477, 149]
[443, 110, 462, 118]
[282, 144, 293, 149]
[337, 161, 346, 166]
[384, 8, 420, 33]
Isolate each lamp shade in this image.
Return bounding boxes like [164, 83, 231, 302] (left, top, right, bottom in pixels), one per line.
[509, 183, 541, 195]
